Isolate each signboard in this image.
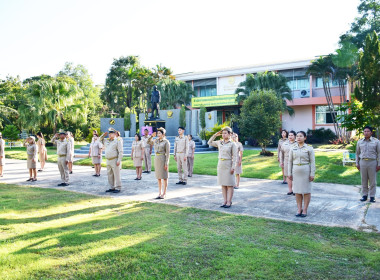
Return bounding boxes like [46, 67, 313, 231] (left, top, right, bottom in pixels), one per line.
[218, 75, 246, 95]
[191, 94, 238, 108]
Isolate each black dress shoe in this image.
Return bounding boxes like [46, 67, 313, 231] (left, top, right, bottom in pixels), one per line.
[155, 196, 161, 199]
[300, 213, 307, 217]
[61, 183, 69, 186]
[287, 192, 294, 195]
[92, 174, 98, 176]
[57, 183, 64, 186]
[220, 204, 226, 208]
[26, 178, 32, 181]
[360, 196, 368, 201]
[370, 197, 376, 203]
[143, 171, 148, 173]
[112, 189, 120, 193]
[224, 204, 231, 208]
[106, 189, 115, 192]
[69, 171, 73, 174]
[182, 182, 187, 185]
[295, 210, 303, 217]
[176, 181, 183, 184]
[134, 178, 139, 180]
[188, 175, 192, 177]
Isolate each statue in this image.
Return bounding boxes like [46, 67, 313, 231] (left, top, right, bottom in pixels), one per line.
[150, 85, 161, 119]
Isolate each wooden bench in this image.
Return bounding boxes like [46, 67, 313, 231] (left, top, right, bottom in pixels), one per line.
[343, 151, 356, 166]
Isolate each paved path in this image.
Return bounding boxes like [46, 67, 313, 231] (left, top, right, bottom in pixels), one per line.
[1, 159, 379, 232]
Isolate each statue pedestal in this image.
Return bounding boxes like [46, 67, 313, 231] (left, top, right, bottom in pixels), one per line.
[144, 119, 166, 133]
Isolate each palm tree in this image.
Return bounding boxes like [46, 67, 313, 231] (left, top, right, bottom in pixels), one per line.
[158, 78, 195, 109]
[235, 71, 294, 115]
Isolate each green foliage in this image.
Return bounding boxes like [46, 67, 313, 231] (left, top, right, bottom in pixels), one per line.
[337, 98, 373, 134]
[0, 76, 24, 129]
[158, 78, 195, 110]
[124, 112, 131, 131]
[2, 124, 19, 140]
[205, 121, 231, 140]
[339, 0, 380, 49]
[235, 71, 293, 116]
[237, 90, 282, 153]
[306, 128, 336, 144]
[349, 139, 358, 153]
[199, 106, 206, 129]
[199, 129, 207, 140]
[86, 127, 101, 143]
[74, 128, 84, 140]
[179, 105, 186, 128]
[354, 32, 380, 129]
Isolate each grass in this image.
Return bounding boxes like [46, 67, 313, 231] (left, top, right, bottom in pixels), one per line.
[6, 146, 379, 186]
[0, 184, 379, 279]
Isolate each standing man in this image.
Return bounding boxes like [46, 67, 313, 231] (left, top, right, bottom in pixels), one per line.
[51, 131, 72, 186]
[174, 127, 189, 185]
[356, 126, 380, 203]
[142, 128, 153, 174]
[100, 128, 123, 193]
[0, 132, 5, 177]
[66, 131, 75, 174]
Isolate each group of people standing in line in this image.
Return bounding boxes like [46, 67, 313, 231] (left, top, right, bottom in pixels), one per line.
[5, 123, 379, 216]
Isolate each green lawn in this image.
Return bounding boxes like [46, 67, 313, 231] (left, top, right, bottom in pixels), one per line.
[0, 184, 379, 279]
[6, 146, 379, 186]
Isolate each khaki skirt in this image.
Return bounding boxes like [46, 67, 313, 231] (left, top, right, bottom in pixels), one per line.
[154, 155, 169, 179]
[217, 159, 235, 186]
[292, 164, 312, 194]
[235, 160, 243, 175]
[283, 156, 289, 177]
[27, 156, 36, 169]
[92, 156, 102, 165]
[38, 148, 46, 162]
[133, 157, 143, 167]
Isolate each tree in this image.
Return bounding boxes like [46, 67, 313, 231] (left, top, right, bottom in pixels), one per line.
[199, 106, 207, 140]
[354, 31, 380, 130]
[157, 78, 195, 109]
[339, 0, 380, 49]
[0, 76, 23, 129]
[237, 90, 282, 154]
[179, 105, 186, 128]
[235, 71, 294, 115]
[2, 124, 19, 141]
[19, 78, 87, 134]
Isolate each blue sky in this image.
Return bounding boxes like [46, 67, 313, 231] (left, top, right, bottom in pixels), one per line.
[0, 0, 360, 84]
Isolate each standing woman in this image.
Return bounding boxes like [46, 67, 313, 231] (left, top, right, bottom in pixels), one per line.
[288, 131, 315, 217]
[66, 131, 75, 174]
[88, 134, 103, 177]
[208, 127, 237, 208]
[278, 129, 288, 184]
[147, 127, 170, 199]
[36, 132, 47, 172]
[279, 130, 296, 195]
[131, 133, 145, 180]
[24, 136, 38, 182]
[232, 133, 244, 189]
[187, 135, 195, 177]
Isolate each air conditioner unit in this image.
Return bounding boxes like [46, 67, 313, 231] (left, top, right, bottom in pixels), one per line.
[300, 90, 310, 98]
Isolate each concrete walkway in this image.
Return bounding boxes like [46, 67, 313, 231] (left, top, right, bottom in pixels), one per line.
[1, 159, 379, 233]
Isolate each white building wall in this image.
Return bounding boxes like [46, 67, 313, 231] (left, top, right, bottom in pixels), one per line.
[282, 106, 313, 132]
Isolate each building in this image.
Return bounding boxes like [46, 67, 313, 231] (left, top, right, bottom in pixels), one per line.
[176, 59, 350, 135]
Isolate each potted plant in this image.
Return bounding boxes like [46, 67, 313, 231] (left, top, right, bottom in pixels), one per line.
[124, 112, 131, 137]
[200, 129, 207, 145]
[199, 106, 207, 145]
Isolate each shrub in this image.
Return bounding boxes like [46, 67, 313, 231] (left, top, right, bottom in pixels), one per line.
[306, 128, 336, 143]
[3, 125, 19, 141]
[205, 121, 231, 140]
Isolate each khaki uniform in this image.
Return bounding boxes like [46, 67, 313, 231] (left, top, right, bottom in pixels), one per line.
[142, 135, 152, 171]
[278, 138, 286, 165]
[132, 140, 145, 167]
[288, 143, 316, 194]
[174, 135, 189, 182]
[100, 134, 123, 190]
[234, 142, 244, 175]
[68, 137, 75, 162]
[279, 140, 296, 177]
[90, 140, 103, 165]
[0, 139, 5, 166]
[26, 143, 37, 169]
[187, 140, 195, 176]
[36, 138, 47, 163]
[51, 136, 72, 183]
[148, 137, 170, 179]
[356, 137, 380, 197]
[208, 136, 237, 186]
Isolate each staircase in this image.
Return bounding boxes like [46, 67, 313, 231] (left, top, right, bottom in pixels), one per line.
[74, 136, 213, 156]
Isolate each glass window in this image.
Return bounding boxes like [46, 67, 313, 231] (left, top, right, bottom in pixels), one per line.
[316, 105, 342, 124]
[217, 111, 223, 125]
[297, 78, 310, 89]
[195, 85, 217, 97]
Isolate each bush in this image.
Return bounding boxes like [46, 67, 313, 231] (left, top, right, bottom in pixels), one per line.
[306, 128, 336, 143]
[86, 127, 101, 143]
[205, 121, 231, 141]
[3, 125, 20, 140]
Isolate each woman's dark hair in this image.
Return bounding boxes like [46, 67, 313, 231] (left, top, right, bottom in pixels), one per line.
[296, 131, 307, 138]
[135, 133, 141, 141]
[363, 126, 373, 132]
[281, 129, 288, 138]
[288, 130, 296, 136]
[188, 134, 193, 139]
[36, 132, 44, 139]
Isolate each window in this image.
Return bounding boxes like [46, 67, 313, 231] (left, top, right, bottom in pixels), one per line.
[287, 77, 310, 90]
[193, 78, 217, 97]
[316, 105, 342, 124]
[315, 78, 344, 88]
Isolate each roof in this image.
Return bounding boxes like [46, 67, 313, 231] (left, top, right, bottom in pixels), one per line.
[175, 58, 314, 81]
